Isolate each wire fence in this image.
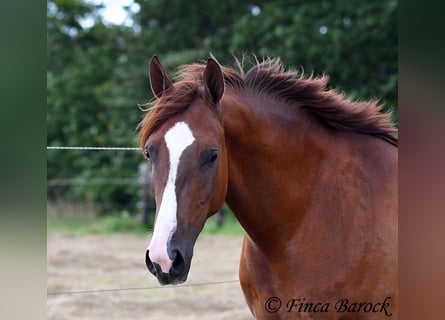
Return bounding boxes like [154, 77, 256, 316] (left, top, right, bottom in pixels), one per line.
[47, 146, 141, 151]
[47, 177, 140, 186]
[47, 279, 240, 296]
[47, 145, 147, 213]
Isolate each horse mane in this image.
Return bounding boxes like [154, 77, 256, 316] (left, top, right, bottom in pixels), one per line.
[138, 57, 398, 148]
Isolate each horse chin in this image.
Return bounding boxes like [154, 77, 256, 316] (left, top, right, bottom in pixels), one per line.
[155, 271, 188, 286]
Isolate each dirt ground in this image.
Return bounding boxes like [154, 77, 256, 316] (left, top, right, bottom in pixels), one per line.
[47, 233, 252, 320]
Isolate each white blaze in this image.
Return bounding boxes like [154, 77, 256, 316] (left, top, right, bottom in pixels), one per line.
[148, 122, 195, 273]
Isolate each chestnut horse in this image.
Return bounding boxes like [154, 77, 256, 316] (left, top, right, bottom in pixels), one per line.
[138, 55, 397, 319]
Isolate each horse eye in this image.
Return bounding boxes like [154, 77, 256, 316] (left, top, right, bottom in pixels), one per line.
[144, 150, 151, 160]
[207, 151, 218, 164]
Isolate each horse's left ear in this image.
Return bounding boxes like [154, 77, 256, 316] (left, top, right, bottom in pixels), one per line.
[204, 57, 224, 105]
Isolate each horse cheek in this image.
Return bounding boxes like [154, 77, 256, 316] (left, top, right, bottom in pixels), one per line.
[208, 162, 228, 215]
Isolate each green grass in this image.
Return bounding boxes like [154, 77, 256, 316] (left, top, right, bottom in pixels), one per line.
[47, 206, 244, 236]
[202, 213, 244, 236]
[47, 212, 148, 235]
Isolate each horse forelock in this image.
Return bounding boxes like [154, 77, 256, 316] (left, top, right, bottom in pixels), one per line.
[138, 81, 198, 149]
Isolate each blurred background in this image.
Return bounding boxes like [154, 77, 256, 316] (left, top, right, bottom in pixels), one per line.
[47, 0, 397, 233]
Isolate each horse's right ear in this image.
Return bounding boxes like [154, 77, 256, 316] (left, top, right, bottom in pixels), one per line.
[149, 55, 173, 98]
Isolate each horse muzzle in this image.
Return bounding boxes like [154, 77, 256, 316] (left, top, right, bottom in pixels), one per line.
[145, 246, 191, 285]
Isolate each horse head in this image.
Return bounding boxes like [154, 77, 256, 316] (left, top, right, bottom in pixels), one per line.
[142, 56, 228, 284]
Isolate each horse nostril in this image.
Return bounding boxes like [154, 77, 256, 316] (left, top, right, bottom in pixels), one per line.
[170, 249, 186, 276]
[145, 250, 157, 276]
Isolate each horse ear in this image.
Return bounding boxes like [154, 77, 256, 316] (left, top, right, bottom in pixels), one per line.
[203, 57, 224, 105]
[149, 55, 173, 99]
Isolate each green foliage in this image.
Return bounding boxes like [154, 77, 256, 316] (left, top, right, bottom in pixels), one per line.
[228, 0, 398, 112]
[202, 212, 244, 236]
[47, 211, 149, 234]
[133, 0, 397, 110]
[47, 0, 146, 214]
[47, 0, 397, 222]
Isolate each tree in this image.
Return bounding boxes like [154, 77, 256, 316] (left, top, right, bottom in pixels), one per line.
[47, 0, 146, 215]
[228, 0, 397, 117]
[133, 0, 397, 114]
[47, 0, 397, 219]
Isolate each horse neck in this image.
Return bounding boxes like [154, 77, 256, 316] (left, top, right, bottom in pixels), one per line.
[220, 93, 335, 249]
[221, 92, 397, 253]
